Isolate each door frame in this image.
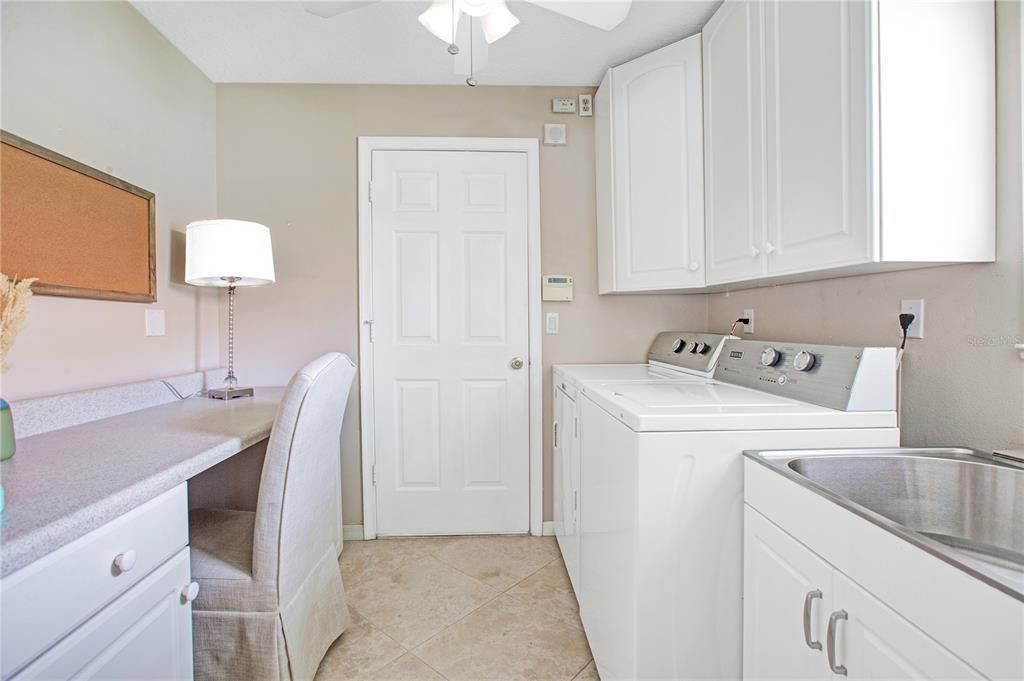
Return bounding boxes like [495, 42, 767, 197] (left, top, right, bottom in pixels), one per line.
[356, 136, 543, 539]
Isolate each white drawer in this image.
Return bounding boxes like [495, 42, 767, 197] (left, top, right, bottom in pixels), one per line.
[1, 484, 188, 678]
[11, 548, 194, 681]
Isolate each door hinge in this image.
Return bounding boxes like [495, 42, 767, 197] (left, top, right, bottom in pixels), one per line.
[368, 181, 374, 204]
[371, 463, 377, 486]
[363, 319, 375, 343]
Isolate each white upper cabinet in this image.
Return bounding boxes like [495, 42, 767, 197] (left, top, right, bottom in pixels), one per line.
[703, 0, 765, 284]
[596, 34, 705, 293]
[704, 0, 995, 287]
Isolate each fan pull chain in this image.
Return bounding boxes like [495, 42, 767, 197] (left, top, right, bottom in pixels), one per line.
[466, 17, 477, 87]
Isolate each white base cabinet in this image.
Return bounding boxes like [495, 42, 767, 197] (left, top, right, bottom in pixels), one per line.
[703, 0, 995, 288]
[744, 461, 1023, 681]
[12, 549, 195, 681]
[595, 34, 706, 293]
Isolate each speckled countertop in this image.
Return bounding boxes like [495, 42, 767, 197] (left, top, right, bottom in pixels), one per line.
[0, 388, 283, 577]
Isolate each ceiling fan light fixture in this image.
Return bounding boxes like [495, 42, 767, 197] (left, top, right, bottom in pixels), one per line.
[419, 0, 461, 44]
[481, 1, 519, 43]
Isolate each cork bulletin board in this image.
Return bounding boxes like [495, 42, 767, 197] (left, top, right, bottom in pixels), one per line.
[0, 130, 156, 302]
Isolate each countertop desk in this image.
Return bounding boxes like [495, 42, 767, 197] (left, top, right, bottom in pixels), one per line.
[0, 388, 284, 578]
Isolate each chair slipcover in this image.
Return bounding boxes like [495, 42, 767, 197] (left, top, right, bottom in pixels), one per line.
[190, 353, 356, 681]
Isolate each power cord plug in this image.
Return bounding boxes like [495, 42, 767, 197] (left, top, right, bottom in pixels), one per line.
[898, 313, 916, 350]
[728, 317, 751, 336]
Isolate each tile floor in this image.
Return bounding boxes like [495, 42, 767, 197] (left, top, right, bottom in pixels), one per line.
[315, 535, 599, 681]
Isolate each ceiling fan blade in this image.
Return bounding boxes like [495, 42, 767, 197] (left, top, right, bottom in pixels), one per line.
[520, 0, 631, 30]
[453, 17, 489, 77]
[301, 1, 381, 19]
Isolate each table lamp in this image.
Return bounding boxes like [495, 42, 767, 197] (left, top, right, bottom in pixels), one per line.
[185, 219, 275, 400]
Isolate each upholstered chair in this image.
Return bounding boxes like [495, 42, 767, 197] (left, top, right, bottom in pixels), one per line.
[189, 353, 356, 681]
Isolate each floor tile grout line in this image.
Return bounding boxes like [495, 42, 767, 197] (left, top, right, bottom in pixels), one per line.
[568, 657, 596, 681]
[406, 648, 453, 681]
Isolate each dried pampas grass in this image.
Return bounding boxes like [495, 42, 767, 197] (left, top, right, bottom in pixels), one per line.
[0, 273, 38, 373]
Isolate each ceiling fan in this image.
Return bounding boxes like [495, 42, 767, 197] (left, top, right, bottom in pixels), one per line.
[301, 0, 633, 84]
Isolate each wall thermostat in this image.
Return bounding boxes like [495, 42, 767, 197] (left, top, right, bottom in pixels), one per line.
[552, 97, 577, 113]
[542, 274, 574, 301]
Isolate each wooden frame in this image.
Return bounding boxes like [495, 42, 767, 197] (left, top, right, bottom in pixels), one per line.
[357, 136, 543, 538]
[0, 130, 157, 303]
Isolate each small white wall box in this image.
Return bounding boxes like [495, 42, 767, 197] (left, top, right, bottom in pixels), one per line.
[552, 97, 577, 113]
[542, 274, 574, 301]
[543, 124, 567, 146]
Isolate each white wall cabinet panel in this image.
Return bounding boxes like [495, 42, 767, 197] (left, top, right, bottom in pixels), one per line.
[703, 0, 766, 284]
[743, 507, 833, 681]
[762, 0, 873, 275]
[596, 34, 705, 293]
[703, 0, 995, 289]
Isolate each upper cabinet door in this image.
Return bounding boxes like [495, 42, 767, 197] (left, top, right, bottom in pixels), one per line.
[703, 0, 766, 285]
[608, 34, 705, 291]
[762, 0, 874, 275]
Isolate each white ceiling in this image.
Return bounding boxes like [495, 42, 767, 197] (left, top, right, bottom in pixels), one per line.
[131, 0, 721, 86]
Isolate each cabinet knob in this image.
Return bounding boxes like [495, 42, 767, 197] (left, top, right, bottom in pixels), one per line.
[751, 246, 760, 257]
[113, 549, 137, 574]
[765, 241, 776, 255]
[181, 582, 200, 603]
[689, 261, 700, 272]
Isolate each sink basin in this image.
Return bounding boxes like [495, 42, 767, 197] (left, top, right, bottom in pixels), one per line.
[745, 447, 1024, 600]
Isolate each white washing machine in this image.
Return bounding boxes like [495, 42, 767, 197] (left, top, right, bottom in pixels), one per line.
[552, 332, 734, 595]
[576, 339, 901, 681]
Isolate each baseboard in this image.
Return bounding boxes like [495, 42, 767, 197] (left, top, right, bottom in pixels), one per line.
[541, 521, 556, 537]
[343, 524, 365, 541]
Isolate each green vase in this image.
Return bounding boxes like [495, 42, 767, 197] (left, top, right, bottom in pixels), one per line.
[0, 398, 15, 461]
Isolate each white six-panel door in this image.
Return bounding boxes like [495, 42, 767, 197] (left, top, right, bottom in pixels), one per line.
[369, 149, 530, 535]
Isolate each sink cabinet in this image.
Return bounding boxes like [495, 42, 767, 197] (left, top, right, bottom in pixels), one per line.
[744, 507, 985, 680]
[744, 460, 1023, 681]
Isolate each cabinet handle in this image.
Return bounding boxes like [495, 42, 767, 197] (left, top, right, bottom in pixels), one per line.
[826, 609, 849, 676]
[689, 261, 700, 272]
[751, 245, 760, 257]
[113, 549, 137, 574]
[765, 241, 776, 255]
[181, 582, 200, 603]
[802, 589, 823, 650]
[554, 423, 559, 448]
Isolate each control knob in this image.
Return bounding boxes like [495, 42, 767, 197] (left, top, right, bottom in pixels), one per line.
[693, 342, 709, 355]
[760, 346, 781, 367]
[794, 350, 817, 372]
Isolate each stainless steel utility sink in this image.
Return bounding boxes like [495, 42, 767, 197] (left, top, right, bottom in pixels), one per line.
[745, 447, 1024, 600]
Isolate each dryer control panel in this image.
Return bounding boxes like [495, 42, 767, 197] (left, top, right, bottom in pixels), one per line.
[647, 332, 732, 376]
[714, 339, 897, 412]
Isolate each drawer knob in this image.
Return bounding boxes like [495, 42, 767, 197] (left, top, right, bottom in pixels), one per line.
[181, 581, 200, 603]
[113, 549, 137, 574]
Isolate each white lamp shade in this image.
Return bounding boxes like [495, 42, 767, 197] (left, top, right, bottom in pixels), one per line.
[481, 2, 518, 43]
[419, 0, 460, 44]
[185, 219, 276, 287]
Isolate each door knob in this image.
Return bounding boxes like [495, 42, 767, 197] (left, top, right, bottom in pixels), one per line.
[510, 357, 525, 370]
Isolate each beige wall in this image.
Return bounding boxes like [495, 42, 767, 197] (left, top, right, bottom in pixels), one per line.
[216, 85, 707, 525]
[0, 1, 220, 400]
[708, 0, 1024, 453]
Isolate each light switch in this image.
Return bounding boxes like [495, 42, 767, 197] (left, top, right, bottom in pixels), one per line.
[546, 313, 560, 334]
[145, 308, 166, 337]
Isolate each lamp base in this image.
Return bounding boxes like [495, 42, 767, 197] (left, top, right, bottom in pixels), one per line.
[207, 386, 255, 400]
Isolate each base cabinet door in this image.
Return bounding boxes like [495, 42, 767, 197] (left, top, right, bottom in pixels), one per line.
[13, 549, 194, 681]
[743, 506, 834, 680]
[831, 573, 985, 681]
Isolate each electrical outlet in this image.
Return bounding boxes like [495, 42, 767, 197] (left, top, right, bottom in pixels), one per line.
[578, 94, 593, 117]
[743, 308, 755, 334]
[900, 299, 924, 338]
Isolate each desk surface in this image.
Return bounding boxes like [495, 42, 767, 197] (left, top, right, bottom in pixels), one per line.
[0, 388, 283, 577]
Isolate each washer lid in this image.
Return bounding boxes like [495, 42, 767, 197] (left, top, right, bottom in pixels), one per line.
[584, 381, 897, 432]
[553, 363, 708, 389]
